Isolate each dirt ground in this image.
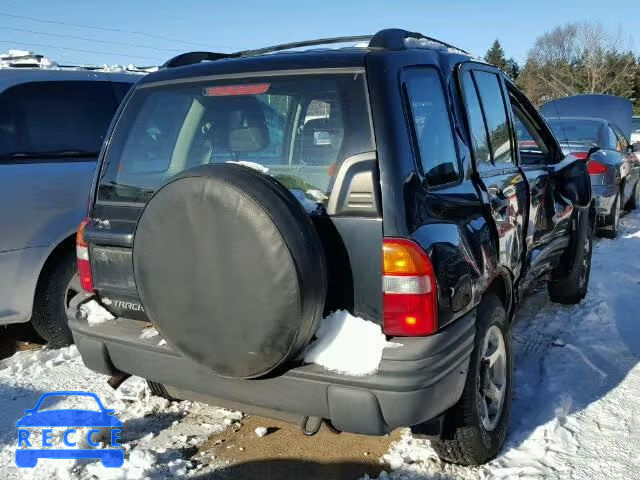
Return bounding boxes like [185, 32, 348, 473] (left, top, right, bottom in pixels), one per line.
[197, 415, 404, 480]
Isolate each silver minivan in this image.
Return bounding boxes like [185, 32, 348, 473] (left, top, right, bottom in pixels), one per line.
[0, 66, 138, 345]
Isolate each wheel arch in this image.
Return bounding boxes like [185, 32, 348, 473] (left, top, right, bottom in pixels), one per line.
[484, 271, 514, 321]
[32, 232, 77, 306]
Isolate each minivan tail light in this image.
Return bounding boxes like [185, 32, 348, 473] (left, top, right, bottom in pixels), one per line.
[383, 238, 438, 336]
[587, 160, 607, 175]
[572, 151, 589, 160]
[76, 218, 94, 293]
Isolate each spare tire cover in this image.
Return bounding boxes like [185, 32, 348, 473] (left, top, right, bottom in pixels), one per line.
[133, 164, 327, 378]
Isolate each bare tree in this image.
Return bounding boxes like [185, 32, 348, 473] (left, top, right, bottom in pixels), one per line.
[518, 22, 638, 106]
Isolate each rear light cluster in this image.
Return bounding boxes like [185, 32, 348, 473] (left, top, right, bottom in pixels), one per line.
[76, 218, 94, 293]
[587, 160, 607, 175]
[382, 238, 438, 336]
[572, 152, 589, 160]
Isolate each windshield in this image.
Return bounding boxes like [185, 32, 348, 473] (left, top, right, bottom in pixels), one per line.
[547, 118, 601, 146]
[97, 72, 373, 205]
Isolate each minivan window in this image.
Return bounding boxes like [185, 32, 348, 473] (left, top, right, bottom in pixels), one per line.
[98, 73, 374, 204]
[404, 68, 459, 186]
[0, 81, 117, 161]
[473, 71, 513, 166]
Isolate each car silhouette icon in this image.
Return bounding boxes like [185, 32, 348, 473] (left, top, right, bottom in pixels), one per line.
[15, 391, 124, 468]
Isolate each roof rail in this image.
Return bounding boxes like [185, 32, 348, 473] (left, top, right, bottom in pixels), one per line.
[234, 35, 373, 58]
[162, 29, 469, 69]
[370, 28, 470, 54]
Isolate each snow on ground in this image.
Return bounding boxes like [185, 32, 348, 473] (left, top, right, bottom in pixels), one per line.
[378, 210, 640, 479]
[0, 211, 639, 479]
[0, 347, 242, 479]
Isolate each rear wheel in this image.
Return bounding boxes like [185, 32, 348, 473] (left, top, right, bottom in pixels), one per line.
[31, 249, 79, 347]
[598, 189, 621, 239]
[548, 211, 593, 304]
[430, 295, 513, 466]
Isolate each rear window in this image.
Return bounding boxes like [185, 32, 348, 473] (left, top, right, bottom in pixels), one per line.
[547, 119, 601, 146]
[0, 81, 118, 161]
[98, 73, 374, 205]
[632, 117, 640, 134]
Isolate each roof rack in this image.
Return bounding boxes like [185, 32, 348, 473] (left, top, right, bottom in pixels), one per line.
[162, 28, 470, 69]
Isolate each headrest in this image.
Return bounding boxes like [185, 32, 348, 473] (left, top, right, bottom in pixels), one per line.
[229, 126, 268, 152]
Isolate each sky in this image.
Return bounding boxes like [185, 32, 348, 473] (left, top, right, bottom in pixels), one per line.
[0, 0, 637, 67]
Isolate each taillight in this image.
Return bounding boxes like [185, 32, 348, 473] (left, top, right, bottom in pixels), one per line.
[587, 160, 607, 175]
[76, 218, 94, 293]
[383, 238, 437, 336]
[573, 152, 589, 160]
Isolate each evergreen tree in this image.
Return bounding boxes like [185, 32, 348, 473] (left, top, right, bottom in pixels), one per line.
[484, 39, 508, 71]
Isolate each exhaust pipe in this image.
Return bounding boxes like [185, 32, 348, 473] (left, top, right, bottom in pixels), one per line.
[107, 373, 131, 390]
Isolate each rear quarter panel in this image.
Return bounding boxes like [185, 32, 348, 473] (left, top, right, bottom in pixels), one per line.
[0, 160, 97, 324]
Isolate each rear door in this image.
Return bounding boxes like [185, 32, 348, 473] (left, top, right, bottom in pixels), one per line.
[459, 65, 527, 280]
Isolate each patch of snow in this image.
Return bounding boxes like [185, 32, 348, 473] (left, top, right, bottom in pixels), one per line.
[304, 310, 401, 376]
[254, 427, 268, 437]
[305, 189, 328, 202]
[290, 189, 320, 214]
[158, 339, 167, 346]
[225, 160, 269, 174]
[0, 50, 152, 73]
[139, 326, 159, 339]
[79, 300, 114, 326]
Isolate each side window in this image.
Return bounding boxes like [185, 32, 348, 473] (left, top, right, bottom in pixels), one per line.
[404, 68, 459, 185]
[509, 91, 551, 165]
[606, 126, 619, 151]
[0, 81, 117, 161]
[473, 71, 513, 166]
[461, 72, 492, 170]
[612, 125, 628, 151]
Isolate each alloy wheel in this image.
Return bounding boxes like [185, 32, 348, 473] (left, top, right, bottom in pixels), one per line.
[477, 325, 507, 432]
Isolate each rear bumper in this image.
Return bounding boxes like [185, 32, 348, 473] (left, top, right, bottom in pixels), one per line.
[592, 184, 617, 220]
[68, 294, 474, 435]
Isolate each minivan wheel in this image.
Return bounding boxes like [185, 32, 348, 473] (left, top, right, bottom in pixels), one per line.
[31, 250, 78, 347]
[548, 210, 593, 305]
[430, 294, 513, 466]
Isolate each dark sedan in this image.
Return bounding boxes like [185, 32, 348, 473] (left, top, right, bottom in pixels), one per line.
[541, 95, 640, 238]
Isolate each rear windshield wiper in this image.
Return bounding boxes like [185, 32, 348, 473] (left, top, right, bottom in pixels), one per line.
[1, 149, 99, 160]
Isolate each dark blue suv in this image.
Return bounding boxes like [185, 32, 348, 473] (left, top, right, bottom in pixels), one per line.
[68, 29, 593, 465]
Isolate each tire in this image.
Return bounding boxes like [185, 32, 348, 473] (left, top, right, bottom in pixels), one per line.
[625, 181, 640, 211]
[430, 295, 513, 466]
[133, 164, 327, 379]
[548, 210, 593, 305]
[598, 189, 621, 239]
[147, 381, 180, 401]
[30, 249, 80, 347]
